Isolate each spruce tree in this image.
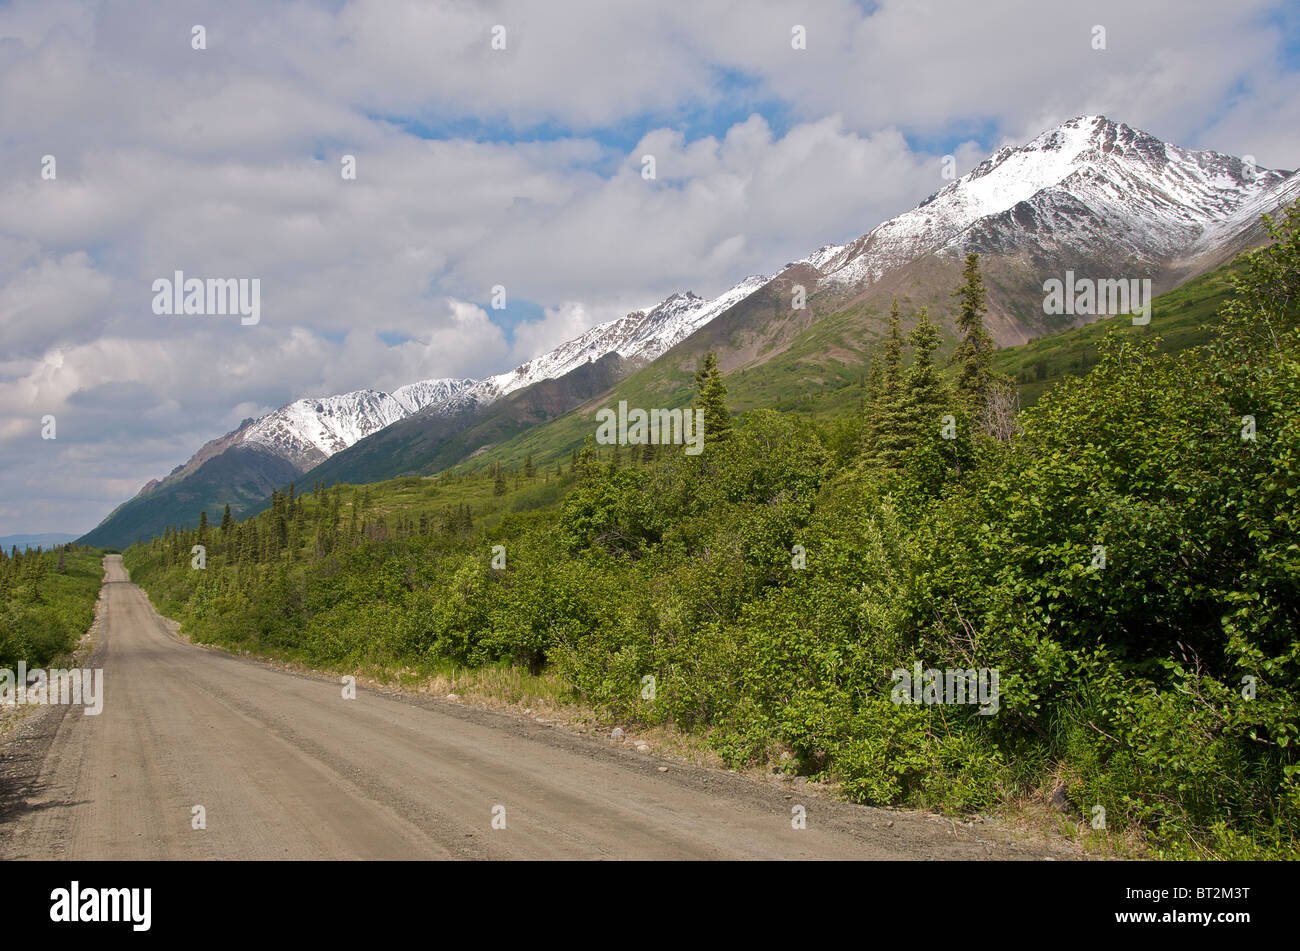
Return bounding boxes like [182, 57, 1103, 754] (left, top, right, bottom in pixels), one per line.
[868, 298, 909, 465]
[863, 298, 905, 463]
[693, 350, 732, 444]
[902, 306, 948, 443]
[883, 297, 903, 393]
[873, 307, 949, 467]
[952, 252, 995, 407]
[861, 356, 884, 452]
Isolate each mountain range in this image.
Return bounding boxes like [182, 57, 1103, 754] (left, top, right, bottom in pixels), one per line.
[78, 116, 1299, 548]
[77, 276, 771, 546]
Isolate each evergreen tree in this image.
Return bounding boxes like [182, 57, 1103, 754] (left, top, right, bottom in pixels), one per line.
[860, 356, 884, 453]
[221, 504, 232, 534]
[863, 298, 905, 463]
[524, 453, 536, 478]
[903, 306, 948, 441]
[952, 252, 995, 407]
[883, 297, 903, 393]
[493, 464, 507, 496]
[693, 350, 732, 444]
[24, 550, 48, 602]
[873, 307, 949, 466]
[574, 435, 600, 484]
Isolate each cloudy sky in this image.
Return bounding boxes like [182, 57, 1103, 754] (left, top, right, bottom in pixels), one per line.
[2, 0, 1298, 537]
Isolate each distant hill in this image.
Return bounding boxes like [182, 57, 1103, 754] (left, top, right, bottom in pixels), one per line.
[77, 445, 302, 549]
[0, 532, 80, 552]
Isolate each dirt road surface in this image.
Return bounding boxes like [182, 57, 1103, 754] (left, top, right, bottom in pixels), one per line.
[0, 556, 1078, 860]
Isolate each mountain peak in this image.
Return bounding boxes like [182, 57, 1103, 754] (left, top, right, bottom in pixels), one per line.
[805, 115, 1294, 291]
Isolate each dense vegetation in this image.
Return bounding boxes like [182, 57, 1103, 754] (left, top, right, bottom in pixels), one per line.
[0, 546, 105, 669]
[124, 203, 1300, 858]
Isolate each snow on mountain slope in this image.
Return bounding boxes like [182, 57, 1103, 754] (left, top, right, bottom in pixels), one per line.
[226, 378, 474, 471]
[227, 370, 501, 471]
[1188, 166, 1300, 251]
[240, 389, 422, 469]
[435, 274, 771, 413]
[391, 378, 479, 414]
[174, 275, 768, 478]
[628, 274, 771, 358]
[805, 116, 1294, 289]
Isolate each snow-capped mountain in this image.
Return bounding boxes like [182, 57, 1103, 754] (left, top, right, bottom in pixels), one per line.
[752, 115, 1298, 352]
[134, 274, 770, 493]
[803, 115, 1292, 294]
[133, 378, 479, 492]
[238, 382, 477, 470]
[84, 113, 1298, 549]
